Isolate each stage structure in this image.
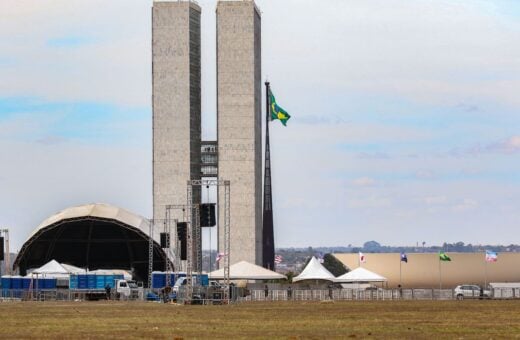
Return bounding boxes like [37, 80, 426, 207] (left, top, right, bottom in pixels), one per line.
[14, 204, 169, 284]
[186, 179, 231, 300]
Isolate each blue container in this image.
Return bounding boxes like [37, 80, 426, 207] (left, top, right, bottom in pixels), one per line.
[87, 275, 96, 289]
[105, 275, 115, 288]
[43, 278, 57, 290]
[32, 278, 44, 290]
[22, 278, 31, 290]
[78, 275, 88, 289]
[69, 275, 78, 289]
[199, 274, 209, 286]
[11, 276, 22, 289]
[96, 275, 106, 289]
[1, 276, 11, 290]
[152, 272, 165, 289]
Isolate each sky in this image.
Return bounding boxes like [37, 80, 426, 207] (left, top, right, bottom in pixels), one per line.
[1, 0, 519, 251]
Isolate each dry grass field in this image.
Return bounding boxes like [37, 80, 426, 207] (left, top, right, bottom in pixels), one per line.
[0, 300, 519, 339]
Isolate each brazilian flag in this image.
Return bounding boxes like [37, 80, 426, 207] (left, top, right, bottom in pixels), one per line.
[269, 89, 291, 126]
[439, 251, 451, 261]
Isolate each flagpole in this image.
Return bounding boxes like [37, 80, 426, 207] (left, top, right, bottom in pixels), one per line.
[399, 258, 402, 287]
[439, 256, 442, 291]
[484, 255, 488, 288]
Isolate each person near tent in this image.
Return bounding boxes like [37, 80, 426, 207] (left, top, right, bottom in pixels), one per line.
[328, 284, 333, 300]
[105, 284, 111, 300]
[287, 286, 292, 300]
[264, 284, 269, 299]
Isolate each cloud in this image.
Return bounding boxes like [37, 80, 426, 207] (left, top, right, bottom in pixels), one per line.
[451, 135, 520, 157]
[35, 135, 68, 145]
[452, 199, 479, 212]
[352, 177, 376, 187]
[415, 170, 437, 180]
[424, 195, 448, 206]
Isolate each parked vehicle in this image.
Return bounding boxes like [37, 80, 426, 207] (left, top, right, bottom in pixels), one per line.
[69, 274, 141, 300]
[454, 285, 490, 300]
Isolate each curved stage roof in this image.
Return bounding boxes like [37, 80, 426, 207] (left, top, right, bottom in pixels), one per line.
[14, 203, 168, 283]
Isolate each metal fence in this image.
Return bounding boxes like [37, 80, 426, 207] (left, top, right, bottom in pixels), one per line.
[1, 287, 519, 303]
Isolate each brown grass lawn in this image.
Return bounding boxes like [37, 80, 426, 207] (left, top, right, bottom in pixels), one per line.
[0, 300, 519, 339]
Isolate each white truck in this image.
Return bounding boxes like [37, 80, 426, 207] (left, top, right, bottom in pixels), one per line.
[81, 279, 141, 301]
[113, 279, 141, 300]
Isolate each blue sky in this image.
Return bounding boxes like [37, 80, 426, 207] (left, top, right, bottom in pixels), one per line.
[1, 0, 519, 250]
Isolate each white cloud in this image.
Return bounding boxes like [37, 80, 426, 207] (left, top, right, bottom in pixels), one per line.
[452, 199, 479, 212]
[352, 177, 376, 187]
[424, 195, 448, 206]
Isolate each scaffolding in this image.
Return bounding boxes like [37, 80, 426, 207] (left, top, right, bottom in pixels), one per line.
[147, 206, 187, 289]
[186, 179, 231, 302]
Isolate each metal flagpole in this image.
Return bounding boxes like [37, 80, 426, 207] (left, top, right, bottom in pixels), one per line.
[399, 259, 402, 287]
[439, 257, 442, 291]
[484, 255, 488, 288]
[262, 81, 275, 270]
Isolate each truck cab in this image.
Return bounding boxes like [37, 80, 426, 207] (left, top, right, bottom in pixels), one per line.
[115, 279, 140, 300]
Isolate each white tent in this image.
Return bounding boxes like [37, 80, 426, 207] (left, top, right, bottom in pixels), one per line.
[208, 261, 286, 280]
[61, 263, 86, 274]
[334, 267, 387, 283]
[30, 259, 71, 278]
[292, 257, 335, 283]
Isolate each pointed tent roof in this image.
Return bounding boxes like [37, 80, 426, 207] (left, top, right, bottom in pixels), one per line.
[334, 267, 387, 283]
[208, 261, 286, 280]
[292, 257, 335, 282]
[32, 259, 69, 275]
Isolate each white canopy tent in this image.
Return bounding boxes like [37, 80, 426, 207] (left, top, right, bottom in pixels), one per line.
[334, 267, 387, 283]
[292, 257, 335, 283]
[208, 261, 286, 280]
[30, 260, 70, 278]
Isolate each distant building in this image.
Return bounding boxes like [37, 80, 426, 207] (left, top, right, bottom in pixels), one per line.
[334, 253, 520, 288]
[216, 1, 263, 266]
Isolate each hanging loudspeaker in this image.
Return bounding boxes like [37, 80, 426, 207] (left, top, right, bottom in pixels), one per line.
[200, 203, 216, 227]
[160, 232, 170, 248]
[176, 222, 187, 260]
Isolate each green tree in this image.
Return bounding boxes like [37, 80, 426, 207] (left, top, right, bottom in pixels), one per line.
[322, 253, 348, 276]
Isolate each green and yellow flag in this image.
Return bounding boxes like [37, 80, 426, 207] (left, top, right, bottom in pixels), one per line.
[439, 251, 451, 262]
[269, 89, 291, 126]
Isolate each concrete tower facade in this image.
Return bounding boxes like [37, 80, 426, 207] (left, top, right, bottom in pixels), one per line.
[152, 2, 201, 229]
[216, 1, 263, 265]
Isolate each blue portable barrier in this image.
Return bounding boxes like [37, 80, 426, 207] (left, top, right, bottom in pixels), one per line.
[43, 278, 57, 289]
[105, 275, 115, 288]
[11, 276, 22, 289]
[96, 275, 106, 289]
[69, 275, 78, 289]
[22, 278, 31, 290]
[78, 275, 88, 289]
[1, 276, 11, 290]
[32, 278, 45, 290]
[152, 272, 165, 289]
[87, 275, 97, 289]
[199, 274, 209, 286]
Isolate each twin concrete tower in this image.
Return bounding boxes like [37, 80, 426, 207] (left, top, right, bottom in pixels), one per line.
[152, 1, 264, 268]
